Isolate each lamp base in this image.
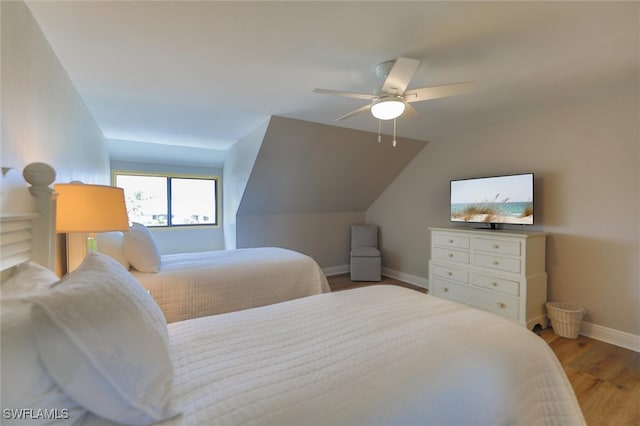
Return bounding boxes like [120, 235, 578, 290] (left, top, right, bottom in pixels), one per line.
[87, 233, 98, 252]
[65, 232, 98, 274]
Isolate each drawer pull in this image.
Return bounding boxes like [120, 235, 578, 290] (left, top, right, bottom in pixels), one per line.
[493, 244, 500, 249]
[497, 302, 506, 309]
[447, 272, 453, 276]
[492, 282, 498, 287]
[448, 253, 454, 258]
[448, 239, 454, 243]
[443, 287, 449, 292]
[492, 260, 500, 265]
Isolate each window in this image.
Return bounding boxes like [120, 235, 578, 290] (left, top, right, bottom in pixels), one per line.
[113, 172, 218, 227]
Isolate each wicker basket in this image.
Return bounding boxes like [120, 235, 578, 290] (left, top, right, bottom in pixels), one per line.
[546, 302, 585, 339]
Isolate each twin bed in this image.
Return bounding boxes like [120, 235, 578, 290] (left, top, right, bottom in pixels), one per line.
[96, 227, 330, 323]
[0, 164, 586, 426]
[131, 248, 330, 323]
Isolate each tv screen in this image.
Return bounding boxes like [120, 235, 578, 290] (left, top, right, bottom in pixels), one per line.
[450, 173, 533, 226]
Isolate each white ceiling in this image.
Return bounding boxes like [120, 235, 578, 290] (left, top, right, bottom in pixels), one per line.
[26, 1, 638, 167]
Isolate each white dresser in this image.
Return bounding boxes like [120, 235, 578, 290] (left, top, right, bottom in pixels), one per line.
[428, 227, 548, 329]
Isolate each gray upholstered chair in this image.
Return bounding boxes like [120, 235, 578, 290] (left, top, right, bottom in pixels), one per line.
[350, 225, 381, 282]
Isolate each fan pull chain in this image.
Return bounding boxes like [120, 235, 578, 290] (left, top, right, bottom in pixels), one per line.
[393, 119, 397, 147]
[378, 120, 382, 143]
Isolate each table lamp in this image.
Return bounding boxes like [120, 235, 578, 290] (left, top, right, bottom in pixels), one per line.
[55, 183, 129, 272]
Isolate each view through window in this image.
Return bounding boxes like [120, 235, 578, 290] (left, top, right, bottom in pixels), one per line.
[114, 173, 218, 227]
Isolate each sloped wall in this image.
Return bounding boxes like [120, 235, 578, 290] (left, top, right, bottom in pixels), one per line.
[223, 120, 269, 248]
[235, 116, 426, 268]
[238, 116, 426, 215]
[1, 1, 109, 216]
[1, 0, 110, 276]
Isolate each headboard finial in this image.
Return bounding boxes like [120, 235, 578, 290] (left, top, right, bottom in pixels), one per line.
[21, 162, 57, 271]
[23, 162, 56, 188]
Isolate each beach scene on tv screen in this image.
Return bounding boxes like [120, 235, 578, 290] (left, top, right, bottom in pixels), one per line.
[451, 174, 533, 224]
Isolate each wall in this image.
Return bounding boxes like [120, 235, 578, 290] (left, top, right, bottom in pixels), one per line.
[222, 120, 269, 249]
[235, 116, 426, 269]
[237, 212, 364, 269]
[367, 91, 639, 338]
[111, 160, 224, 254]
[238, 117, 426, 215]
[1, 0, 109, 216]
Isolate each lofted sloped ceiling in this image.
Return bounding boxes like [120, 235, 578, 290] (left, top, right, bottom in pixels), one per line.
[24, 2, 637, 166]
[237, 116, 426, 215]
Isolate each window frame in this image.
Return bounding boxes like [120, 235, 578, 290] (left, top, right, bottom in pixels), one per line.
[111, 170, 220, 228]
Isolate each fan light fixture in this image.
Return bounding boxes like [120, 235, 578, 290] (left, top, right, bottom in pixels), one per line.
[371, 96, 406, 120]
[314, 57, 476, 146]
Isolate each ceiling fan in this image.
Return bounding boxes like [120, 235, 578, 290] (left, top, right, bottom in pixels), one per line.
[313, 57, 475, 146]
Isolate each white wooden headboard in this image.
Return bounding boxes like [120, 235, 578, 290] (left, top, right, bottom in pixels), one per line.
[0, 163, 57, 274]
[0, 213, 38, 271]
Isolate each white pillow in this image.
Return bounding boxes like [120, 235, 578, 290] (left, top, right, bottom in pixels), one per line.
[30, 252, 177, 424]
[1, 262, 87, 425]
[123, 222, 162, 272]
[96, 231, 130, 270]
[1, 261, 58, 296]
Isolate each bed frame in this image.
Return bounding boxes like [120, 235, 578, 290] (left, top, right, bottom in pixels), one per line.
[0, 163, 57, 274]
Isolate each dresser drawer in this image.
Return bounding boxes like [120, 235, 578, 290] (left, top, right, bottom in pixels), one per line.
[432, 280, 519, 321]
[474, 253, 521, 274]
[432, 263, 469, 285]
[433, 247, 470, 265]
[432, 232, 470, 249]
[431, 279, 467, 303]
[473, 274, 520, 296]
[469, 289, 519, 320]
[473, 238, 521, 256]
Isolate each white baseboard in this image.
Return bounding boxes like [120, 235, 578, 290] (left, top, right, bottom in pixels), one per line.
[322, 265, 429, 291]
[322, 265, 349, 277]
[382, 267, 429, 289]
[580, 321, 640, 352]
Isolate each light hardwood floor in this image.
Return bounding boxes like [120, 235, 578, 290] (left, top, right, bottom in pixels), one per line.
[327, 274, 640, 426]
[536, 328, 640, 426]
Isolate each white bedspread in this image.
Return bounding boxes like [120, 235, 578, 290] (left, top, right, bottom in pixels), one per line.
[83, 286, 585, 426]
[130, 247, 330, 323]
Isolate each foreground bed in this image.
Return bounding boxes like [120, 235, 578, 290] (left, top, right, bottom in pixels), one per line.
[175, 288, 582, 425]
[79, 282, 583, 425]
[97, 225, 330, 322]
[2, 251, 585, 426]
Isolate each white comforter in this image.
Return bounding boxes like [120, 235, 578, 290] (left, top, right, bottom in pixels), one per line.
[84, 286, 585, 426]
[130, 247, 330, 323]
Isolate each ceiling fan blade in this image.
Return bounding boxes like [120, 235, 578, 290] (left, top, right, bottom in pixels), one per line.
[404, 81, 476, 103]
[336, 104, 372, 121]
[402, 103, 419, 119]
[313, 88, 377, 101]
[381, 57, 420, 95]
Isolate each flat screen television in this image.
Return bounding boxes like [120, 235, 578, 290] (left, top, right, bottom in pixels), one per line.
[450, 173, 534, 228]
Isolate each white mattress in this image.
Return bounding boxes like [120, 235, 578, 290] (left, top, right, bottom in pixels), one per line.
[131, 247, 330, 323]
[83, 286, 585, 426]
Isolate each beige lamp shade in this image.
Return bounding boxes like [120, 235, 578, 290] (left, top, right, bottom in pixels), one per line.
[55, 183, 129, 233]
